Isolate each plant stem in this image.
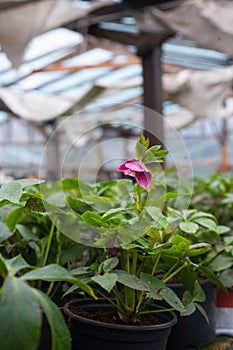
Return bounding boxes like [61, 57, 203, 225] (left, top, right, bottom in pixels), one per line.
[162, 263, 187, 283]
[151, 253, 161, 276]
[140, 307, 175, 315]
[42, 221, 55, 267]
[162, 260, 179, 281]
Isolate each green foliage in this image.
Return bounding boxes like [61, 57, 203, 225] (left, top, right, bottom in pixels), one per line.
[0, 254, 94, 350]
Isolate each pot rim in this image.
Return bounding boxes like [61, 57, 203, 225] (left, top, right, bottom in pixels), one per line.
[63, 298, 177, 331]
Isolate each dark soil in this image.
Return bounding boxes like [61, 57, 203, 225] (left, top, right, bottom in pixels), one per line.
[70, 307, 161, 326]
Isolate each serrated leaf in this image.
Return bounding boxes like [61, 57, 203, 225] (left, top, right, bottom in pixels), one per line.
[103, 257, 119, 272]
[115, 270, 150, 291]
[159, 286, 184, 312]
[181, 292, 196, 316]
[140, 273, 164, 299]
[91, 273, 118, 293]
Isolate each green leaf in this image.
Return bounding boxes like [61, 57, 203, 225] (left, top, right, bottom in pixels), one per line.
[135, 132, 149, 160]
[25, 197, 45, 213]
[145, 207, 168, 229]
[80, 195, 115, 212]
[0, 276, 41, 350]
[62, 177, 89, 191]
[20, 264, 96, 299]
[159, 286, 185, 312]
[219, 269, 233, 288]
[143, 148, 168, 164]
[102, 208, 125, 221]
[91, 273, 118, 293]
[0, 181, 23, 204]
[207, 254, 233, 272]
[198, 266, 226, 291]
[181, 291, 196, 316]
[192, 280, 206, 302]
[16, 224, 39, 241]
[190, 211, 215, 220]
[103, 257, 119, 273]
[15, 179, 44, 188]
[140, 273, 164, 299]
[0, 254, 7, 278]
[217, 225, 231, 235]
[0, 221, 14, 242]
[5, 255, 30, 276]
[32, 288, 71, 350]
[5, 206, 26, 231]
[195, 303, 209, 323]
[115, 270, 150, 291]
[135, 142, 147, 160]
[179, 221, 199, 234]
[188, 243, 210, 257]
[81, 211, 108, 227]
[193, 218, 217, 231]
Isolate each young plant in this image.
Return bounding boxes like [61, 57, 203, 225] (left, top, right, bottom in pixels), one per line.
[57, 133, 223, 324]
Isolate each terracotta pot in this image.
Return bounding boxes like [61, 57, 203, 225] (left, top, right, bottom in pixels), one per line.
[216, 288, 233, 308]
[215, 288, 233, 336]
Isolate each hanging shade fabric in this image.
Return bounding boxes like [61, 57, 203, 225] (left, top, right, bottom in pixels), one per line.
[162, 66, 233, 119]
[0, 0, 112, 68]
[137, 0, 233, 59]
[0, 86, 101, 123]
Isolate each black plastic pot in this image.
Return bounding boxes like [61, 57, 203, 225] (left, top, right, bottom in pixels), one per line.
[165, 279, 217, 349]
[63, 298, 177, 350]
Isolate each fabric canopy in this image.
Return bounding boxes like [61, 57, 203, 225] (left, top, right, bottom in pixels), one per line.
[0, 0, 112, 68]
[138, 0, 233, 59]
[162, 66, 233, 119]
[0, 87, 91, 123]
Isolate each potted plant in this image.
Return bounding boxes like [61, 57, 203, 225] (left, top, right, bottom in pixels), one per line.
[190, 173, 233, 336]
[38, 133, 219, 350]
[0, 178, 89, 304]
[0, 179, 95, 350]
[0, 252, 95, 350]
[159, 206, 229, 348]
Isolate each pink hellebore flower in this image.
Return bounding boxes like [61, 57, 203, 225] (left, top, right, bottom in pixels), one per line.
[117, 159, 152, 189]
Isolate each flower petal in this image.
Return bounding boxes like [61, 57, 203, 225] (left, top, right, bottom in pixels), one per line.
[117, 162, 128, 171]
[124, 160, 149, 172]
[135, 171, 152, 189]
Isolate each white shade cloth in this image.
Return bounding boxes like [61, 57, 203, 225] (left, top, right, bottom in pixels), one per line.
[138, 0, 233, 59]
[0, 0, 112, 68]
[162, 66, 233, 119]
